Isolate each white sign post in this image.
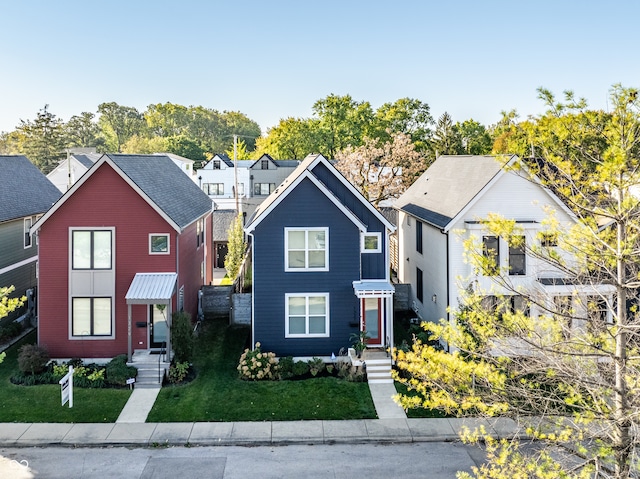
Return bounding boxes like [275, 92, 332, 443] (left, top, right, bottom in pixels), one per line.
[59, 365, 74, 408]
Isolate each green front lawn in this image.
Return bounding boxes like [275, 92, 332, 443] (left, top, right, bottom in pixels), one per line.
[0, 332, 132, 423]
[148, 320, 377, 422]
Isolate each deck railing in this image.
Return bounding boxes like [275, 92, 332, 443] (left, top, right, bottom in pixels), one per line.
[232, 245, 252, 294]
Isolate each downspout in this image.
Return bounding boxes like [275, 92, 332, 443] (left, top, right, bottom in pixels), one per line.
[248, 232, 255, 349]
[442, 228, 451, 353]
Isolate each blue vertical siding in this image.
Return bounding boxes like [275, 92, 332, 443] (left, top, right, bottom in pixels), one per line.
[252, 178, 362, 357]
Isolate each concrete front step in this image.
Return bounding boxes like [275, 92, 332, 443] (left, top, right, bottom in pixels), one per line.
[365, 357, 393, 384]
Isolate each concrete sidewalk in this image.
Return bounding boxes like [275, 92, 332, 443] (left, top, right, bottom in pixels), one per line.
[0, 417, 525, 448]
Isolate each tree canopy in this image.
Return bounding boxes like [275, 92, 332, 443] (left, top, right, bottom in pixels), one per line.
[395, 84, 640, 479]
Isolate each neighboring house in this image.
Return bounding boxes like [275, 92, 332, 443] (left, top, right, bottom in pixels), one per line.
[394, 155, 606, 332]
[196, 153, 299, 218]
[47, 153, 101, 192]
[211, 210, 238, 269]
[32, 154, 213, 360]
[245, 154, 396, 357]
[0, 156, 61, 321]
[154, 152, 197, 180]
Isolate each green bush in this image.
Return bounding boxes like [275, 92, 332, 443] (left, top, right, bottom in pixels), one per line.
[105, 355, 137, 386]
[277, 356, 295, 380]
[17, 344, 49, 375]
[168, 361, 190, 383]
[292, 360, 310, 377]
[0, 321, 23, 342]
[171, 311, 194, 363]
[308, 357, 325, 377]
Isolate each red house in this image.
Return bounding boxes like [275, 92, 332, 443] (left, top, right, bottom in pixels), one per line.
[32, 154, 213, 361]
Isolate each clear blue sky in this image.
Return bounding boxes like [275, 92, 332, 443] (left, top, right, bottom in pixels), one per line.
[1, 0, 639, 135]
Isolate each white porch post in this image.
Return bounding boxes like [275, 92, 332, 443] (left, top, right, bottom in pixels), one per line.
[166, 298, 172, 361]
[127, 304, 132, 362]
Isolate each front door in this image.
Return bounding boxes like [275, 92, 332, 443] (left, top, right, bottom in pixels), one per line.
[362, 298, 382, 346]
[215, 242, 228, 269]
[149, 304, 168, 349]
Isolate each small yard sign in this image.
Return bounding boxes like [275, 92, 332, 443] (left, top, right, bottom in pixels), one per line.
[59, 366, 74, 408]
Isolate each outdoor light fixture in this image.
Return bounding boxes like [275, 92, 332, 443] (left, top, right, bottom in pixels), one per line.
[432, 294, 437, 303]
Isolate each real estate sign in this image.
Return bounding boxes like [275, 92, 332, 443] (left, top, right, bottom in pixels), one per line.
[59, 366, 74, 408]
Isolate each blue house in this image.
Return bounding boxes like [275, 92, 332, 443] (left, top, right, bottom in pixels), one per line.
[245, 154, 396, 357]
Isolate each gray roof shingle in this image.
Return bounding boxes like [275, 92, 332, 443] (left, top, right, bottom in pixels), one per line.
[394, 155, 511, 229]
[106, 154, 212, 229]
[0, 155, 62, 223]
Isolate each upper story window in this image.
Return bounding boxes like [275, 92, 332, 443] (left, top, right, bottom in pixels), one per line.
[72, 230, 112, 270]
[203, 183, 224, 196]
[361, 232, 382, 253]
[482, 235, 499, 275]
[416, 220, 423, 254]
[261, 159, 269, 170]
[285, 227, 328, 271]
[196, 218, 205, 248]
[285, 293, 329, 337]
[254, 183, 275, 196]
[212, 160, 221, 169]
[149, 234, 170, 254]
[24, 217, 33, 248]
[232, 183, 245, 196]
[508, 236, 526, 275]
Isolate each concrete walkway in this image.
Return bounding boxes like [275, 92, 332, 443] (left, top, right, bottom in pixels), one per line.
[116, 387, 162, 423]
[0, 417, 525, 447]
[368, 382, 407, 419]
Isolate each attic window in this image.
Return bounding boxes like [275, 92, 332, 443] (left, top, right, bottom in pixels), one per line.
[261, 159, 269, 169]
[213, 160, 221, 170]
[361, 232, 381, 253]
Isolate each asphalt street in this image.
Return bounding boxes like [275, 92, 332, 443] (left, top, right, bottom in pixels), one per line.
[0, 442, 486, 479]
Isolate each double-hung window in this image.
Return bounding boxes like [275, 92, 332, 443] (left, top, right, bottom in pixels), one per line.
[254, 183, 275, 195]
[285, 228, 328, 271]
[285, 293, 329, 337]
[24, 217, 33, 248]
[482, 235, 499, 275]
[203, 183, 224, 195]
[508, 236, 526, 275]
[72, 230, 112, 269]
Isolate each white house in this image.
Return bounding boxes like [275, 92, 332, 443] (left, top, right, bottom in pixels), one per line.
[394, 155, 609, 335]
[47, 153, 101, 192]
[196, 153, 299, 218]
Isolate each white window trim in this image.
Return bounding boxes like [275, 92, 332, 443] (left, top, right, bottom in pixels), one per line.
[361, 232, 382, 253]
[284, 227, 329, 272]
[149, 233, 170, 255]
[24, 217, 33, 249]
[285, 293, 330, 338]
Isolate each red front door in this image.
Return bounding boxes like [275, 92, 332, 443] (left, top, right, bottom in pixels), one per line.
[362, 298, 382, 346]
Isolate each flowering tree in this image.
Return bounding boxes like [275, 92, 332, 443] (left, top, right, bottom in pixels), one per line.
[335, 132, 427, 207]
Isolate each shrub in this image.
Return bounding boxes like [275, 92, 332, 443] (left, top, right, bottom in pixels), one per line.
[336, 360, 366, 382]
[17, 344, 49, 375]
[168, 361, 190, 384]
[308, 357, 325, 377]
[105, 355, 137, 386]
[0, 321, 23, 342]
[171, 311, 194, 363]
[277, 356, 295, 380]
[237, 342, 278, 380]
[292, 360, 310, 377]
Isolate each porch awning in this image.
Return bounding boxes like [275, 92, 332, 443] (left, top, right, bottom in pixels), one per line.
[125, 273, 177, 305]
[352, 280, 395, 298]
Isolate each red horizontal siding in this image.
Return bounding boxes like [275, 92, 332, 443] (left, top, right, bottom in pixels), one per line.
[38, 162, 205, 358]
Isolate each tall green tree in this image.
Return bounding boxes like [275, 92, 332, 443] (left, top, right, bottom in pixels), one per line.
[224, 214, 247, 280]
[312, 94, 374, 157]
[395, 85, 640, 479]
[64, 112, 101, 148]
[456, 119, 492, 155]
[431, 112, 462, 156]
[97, 102, 144, 152]
[16, 105, 67, 173]
[374, 97, 433, 151]
[254, 117, 319, 160]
